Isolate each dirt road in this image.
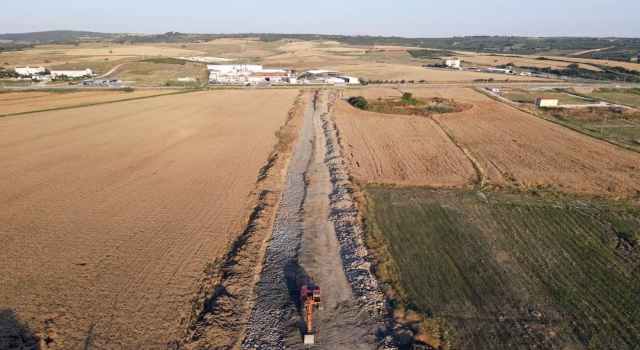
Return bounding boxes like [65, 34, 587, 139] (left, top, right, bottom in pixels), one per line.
[243, 91, 387, 349]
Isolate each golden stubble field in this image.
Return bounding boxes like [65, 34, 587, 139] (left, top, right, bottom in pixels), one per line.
[0, 89, 300, 348]
[334, 88, 640, 197]
[334, 89, 476, 186]
[0, 90, 176, 115]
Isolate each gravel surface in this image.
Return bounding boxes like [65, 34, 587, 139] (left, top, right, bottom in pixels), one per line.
[242, 94, 316, 349]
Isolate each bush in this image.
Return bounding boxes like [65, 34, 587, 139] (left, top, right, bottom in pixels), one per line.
[120, 87, 135, 93]
[402, 92, 413, 100]
[347, 96, 369, 110]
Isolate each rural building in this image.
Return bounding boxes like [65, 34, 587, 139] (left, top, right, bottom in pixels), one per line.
[535, 98, 559, 107]
[177, 77, 197, 82]
[305, 70, 344, 80]
[338, 76, 360, 84]
[443, 57, 461, 69]
[14, 66, 45, 75]
[51, 68, 93, 78]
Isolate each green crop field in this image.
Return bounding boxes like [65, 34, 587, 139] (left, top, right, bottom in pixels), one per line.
[585, 88, 640, 109]
[536, 105, 640, 152]
[367, 187, 640, 349]
[499, 88, 593, 105]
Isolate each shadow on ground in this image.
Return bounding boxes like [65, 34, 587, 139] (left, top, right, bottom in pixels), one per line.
[284, 259, 312, 341]
[0, 309, 40, 350]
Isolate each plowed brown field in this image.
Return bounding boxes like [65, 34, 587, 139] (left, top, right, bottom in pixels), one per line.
[0, 90, 176, 116]
[0, 90, 299, 348]
[333, 98, 477, 186]
[404, 88, 640, 196]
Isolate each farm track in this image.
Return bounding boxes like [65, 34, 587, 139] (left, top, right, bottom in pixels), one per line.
[243, 91, 388, 349]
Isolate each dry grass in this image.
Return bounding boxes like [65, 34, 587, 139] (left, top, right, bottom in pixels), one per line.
[0, 43, 206, 69]
[454, 52, 602, 71]
[0, 89, 300, 348]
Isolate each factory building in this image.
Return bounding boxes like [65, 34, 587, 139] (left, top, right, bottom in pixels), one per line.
[50, 68, 93, 78]
[206, 64, 263, 74]
[14, 66, 45, 75]
[208, 64, 296, 84]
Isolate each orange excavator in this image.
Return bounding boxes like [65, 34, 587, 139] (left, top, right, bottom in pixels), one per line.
[301, 285, 323, 344]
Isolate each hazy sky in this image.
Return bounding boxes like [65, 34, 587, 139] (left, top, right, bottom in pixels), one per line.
[1, 0, 638, 37]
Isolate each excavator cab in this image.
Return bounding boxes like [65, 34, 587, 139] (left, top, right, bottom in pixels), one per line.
[301, 285, 323, 344]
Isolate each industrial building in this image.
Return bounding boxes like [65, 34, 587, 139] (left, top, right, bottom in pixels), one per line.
[50, 68, 93, 79]
[486, 67, 515, 75]
[535, 98, 559, 107]
[443, 57, 461, 69]
[83, 78, 122, 86]
[14, 66, 45, 75]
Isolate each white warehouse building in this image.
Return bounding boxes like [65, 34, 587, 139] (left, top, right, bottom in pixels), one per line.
[51, 68, 93, 78]
[14, 66, 45, 75]
[206, 64, 263, 74]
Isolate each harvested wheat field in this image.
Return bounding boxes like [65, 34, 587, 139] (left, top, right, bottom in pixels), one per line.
[404, 88, 640, 196]
[333, 96, 476, 186]
[0, 89, 300, 348]
[0, 90, 176, 116]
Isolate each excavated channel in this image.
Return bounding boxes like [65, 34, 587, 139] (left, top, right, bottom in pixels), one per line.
[242, 93, 316, 349]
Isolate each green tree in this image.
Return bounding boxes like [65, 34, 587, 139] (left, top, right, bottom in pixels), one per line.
[402, 92, 413, 100]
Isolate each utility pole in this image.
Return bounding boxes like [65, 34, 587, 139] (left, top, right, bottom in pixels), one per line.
[600, 115, 609, 133]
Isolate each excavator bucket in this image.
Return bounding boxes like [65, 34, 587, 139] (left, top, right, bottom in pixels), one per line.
[304, 333, 315, 345]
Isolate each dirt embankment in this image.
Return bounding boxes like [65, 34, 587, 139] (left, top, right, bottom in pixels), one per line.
[242, 91, 393, 349]
[182, 91, 310, 349]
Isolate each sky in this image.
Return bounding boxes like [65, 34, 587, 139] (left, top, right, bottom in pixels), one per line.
[1, 0, 638, 38]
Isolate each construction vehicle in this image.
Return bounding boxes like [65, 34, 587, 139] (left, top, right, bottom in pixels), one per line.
[301, 285, 323, 344]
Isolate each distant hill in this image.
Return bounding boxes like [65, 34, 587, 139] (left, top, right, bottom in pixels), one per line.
[0, 30, 112, 43]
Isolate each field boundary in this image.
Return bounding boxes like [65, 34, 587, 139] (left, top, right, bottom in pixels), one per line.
[0, 89, 197, 118]
[181, 90, 308, 348]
